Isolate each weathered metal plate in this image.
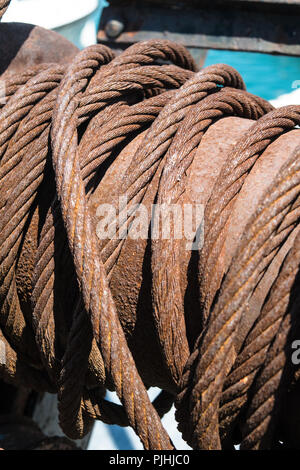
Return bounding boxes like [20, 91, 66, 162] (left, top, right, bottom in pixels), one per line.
[98, 1, 300, 56]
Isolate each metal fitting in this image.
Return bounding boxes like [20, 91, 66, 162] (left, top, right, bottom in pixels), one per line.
[105, 19, 124, 39]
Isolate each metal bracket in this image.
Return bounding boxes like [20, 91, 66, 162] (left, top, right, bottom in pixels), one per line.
[98, 0, 300, 57]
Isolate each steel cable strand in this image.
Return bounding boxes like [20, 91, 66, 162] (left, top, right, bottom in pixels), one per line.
[33, 55, 185, 430]
[0, 0, 10, 20]
[0, 64, 54, 109]
[77, 64, 193, 124]
[219, 225, 300, 444]
[0, 89, 58, 210]
[56, 218, 132, 434]
[151, 87, 272, 388]
[31, 53, 181, 433]
[77, 72, 246, 418]
[0, 131, 53, 367]
[32, 47, 128, 435]
[53, 52, 173, 448]
[30, 46, 115, 381]
[163, 88, 270, 441]
[0, 84, 63, 365]
[77, 57, 178, 441]
[240, 299, 300, 449]
[0, 71, 74, 369]
[219, 291, 296, 446]
[58, 296, 101, 438]
[0, 327, 54, 392]
[98, 65, 246, 273]
[239, 225, 300, 449]
[190, 181, 300, 448]
[174, 343, 201, 443]
[79, 91, 175, 185]
[77, 101, 130, 187]
[198, 106, 300, 325]
[101, 39, 198, 73]
[90, 39, 197, 90]
[78, 37, 197, 176]
[97, 70, 247, 287]
[29, 48, 129, 426]
[56, 92, 178, 434]
[36, 61, 192, 290]
[35, 160, 114, 395]
[0, 48, 113, 406]
[0, 65, 64, 166]
[32, 201, 69, 381]
[82, 391, 175, 430]
[120, 65, 245, 193]
[33, 195, 108, 392]
[175, 141, 300, 449]
[78, 38, 197, 159]
[50, 47, 173, 449]
[59, 295, 175, 434]
[82, 66, 244, 163]
[81, 388, 174, 429]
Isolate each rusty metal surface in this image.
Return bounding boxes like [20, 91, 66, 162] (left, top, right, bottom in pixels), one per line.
[0, 23, 78, 79]
[98, 0, 300, 56]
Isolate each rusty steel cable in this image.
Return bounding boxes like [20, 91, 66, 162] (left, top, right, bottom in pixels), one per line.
[0, 0, 9, 19]
[1, 0, 300, 450]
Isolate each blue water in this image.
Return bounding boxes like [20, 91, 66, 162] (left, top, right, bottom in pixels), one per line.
[204, 50, 300, 101]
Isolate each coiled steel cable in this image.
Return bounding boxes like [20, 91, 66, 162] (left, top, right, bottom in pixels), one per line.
[1, 0, 300, 450]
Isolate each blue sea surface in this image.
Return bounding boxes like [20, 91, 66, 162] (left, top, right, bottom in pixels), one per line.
[204, 50, 300, 101]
